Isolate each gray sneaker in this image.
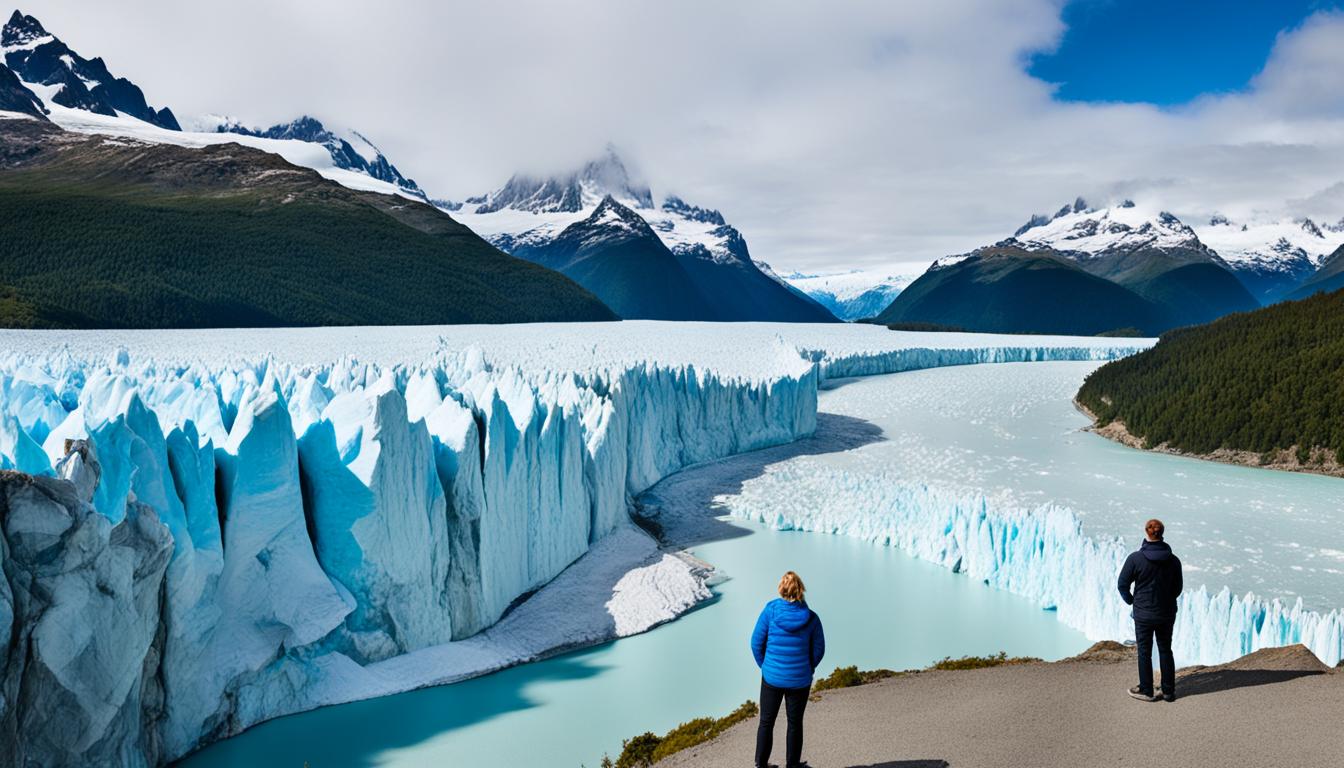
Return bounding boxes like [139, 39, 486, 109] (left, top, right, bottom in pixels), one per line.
[1128, 685, 1160, 702]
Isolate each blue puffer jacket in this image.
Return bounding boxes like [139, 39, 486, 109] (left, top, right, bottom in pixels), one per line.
[751, 598, 825, 689]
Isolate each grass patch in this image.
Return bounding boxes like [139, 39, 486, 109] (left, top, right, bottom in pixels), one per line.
[603, 700, 758, 767]
[930, 651, 1041, 670]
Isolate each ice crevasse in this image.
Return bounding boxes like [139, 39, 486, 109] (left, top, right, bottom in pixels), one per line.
[0, 327, 1154, 765]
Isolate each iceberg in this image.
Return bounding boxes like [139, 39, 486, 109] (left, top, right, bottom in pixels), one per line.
[0, 323, 1150, 765]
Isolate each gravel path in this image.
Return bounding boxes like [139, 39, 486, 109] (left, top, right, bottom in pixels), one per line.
[661, 643, 1342, 768]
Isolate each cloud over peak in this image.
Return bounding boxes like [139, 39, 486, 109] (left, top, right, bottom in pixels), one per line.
[15, 0, 1344, 271]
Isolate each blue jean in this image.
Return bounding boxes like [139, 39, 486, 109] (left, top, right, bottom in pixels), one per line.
[1135, 618, 1175, 696]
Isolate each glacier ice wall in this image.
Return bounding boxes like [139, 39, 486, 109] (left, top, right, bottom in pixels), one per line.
[0, 340, 821, 765]
[728, 471, 1344, 667]
[0, 442, 173, 766]
[0, 329, 1151, 766]
[812, 342, 1142, 380]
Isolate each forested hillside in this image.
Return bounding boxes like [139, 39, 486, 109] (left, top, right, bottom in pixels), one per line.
[1077, 289, 1344, 471]
[0, 119, 614, 328]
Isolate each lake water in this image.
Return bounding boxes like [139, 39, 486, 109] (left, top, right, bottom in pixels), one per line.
[728, 361, 1344, 608]
[182, 361, 1342, 767]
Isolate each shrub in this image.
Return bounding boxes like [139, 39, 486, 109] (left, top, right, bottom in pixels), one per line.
[930, 651, 1040, 670]
[611, 700, 758, 767]
[614, 732, 660, 768]
[812, 665, 899, 693]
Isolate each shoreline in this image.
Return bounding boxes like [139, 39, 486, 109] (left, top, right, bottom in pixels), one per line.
[1073, 399, 1344, 480]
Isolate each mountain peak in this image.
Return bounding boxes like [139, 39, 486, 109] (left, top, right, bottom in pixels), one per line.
[2, 10, 48, 48]
[1010, 200, 1206, 258]
[579, 145, 653, 207]
[588, 194, 652, 232]
[475, 145, 653, 214]
[661, 195, 725, 225]
[2, 11, 180, 130]
[223, 115, 332, 143]
[1013, 196, 1094, 236]
[538, 194, 660, 254]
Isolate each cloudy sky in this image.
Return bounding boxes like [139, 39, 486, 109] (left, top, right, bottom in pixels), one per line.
[17, 0, 1344, 273]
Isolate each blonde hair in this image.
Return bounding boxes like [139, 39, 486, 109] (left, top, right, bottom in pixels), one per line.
[778, 571, 806, 602]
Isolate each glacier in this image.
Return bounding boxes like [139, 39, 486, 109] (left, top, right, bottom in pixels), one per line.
[0, 322, 1163, 765]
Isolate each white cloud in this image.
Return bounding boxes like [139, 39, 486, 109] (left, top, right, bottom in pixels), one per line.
[15, 1, 1344, 270]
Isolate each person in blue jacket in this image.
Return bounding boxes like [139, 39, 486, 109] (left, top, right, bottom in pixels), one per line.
[751, 570, 825, 768]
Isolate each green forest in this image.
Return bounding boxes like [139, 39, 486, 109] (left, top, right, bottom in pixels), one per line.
[0, 176, 613, 328]
[1076, 288, 1344, 464]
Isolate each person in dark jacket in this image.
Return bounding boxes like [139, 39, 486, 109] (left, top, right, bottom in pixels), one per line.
[751, 570, 825, 768]
[1118, 518, 1183, 702]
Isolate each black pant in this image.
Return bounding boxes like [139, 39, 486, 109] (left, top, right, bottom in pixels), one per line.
[756, 678, 809, 768]
[1135, 618, 1176, 696]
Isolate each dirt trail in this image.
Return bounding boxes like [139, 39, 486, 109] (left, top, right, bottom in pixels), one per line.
[662, 643, 1342, 768]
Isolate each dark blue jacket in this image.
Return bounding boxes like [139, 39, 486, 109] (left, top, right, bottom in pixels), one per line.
[1118, 539, 1184, 623]
[751, 598, 825, 689]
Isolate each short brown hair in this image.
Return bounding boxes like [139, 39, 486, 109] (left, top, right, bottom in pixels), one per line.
[778, 571, 806, 602]
[1145, 519, 1165, 541]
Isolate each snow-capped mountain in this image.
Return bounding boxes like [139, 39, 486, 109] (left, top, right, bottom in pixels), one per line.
[1011, 198, 1217, 264]
[474, 150, 654, 214]
[1006, 198, 1257, 319]
[1010, 198, 1344, 304]
[454, 147, 653, 251]
[510, 195, 718, 320]
[452, 148, 836, 322]
[1194, 215, 1344, 302]
[783, 269, 916, 321]
[885, 198, 1262, 335]
[0, 11, 426, 200]
[208, 115, 423, 197]
[2, 10, 178, 129]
